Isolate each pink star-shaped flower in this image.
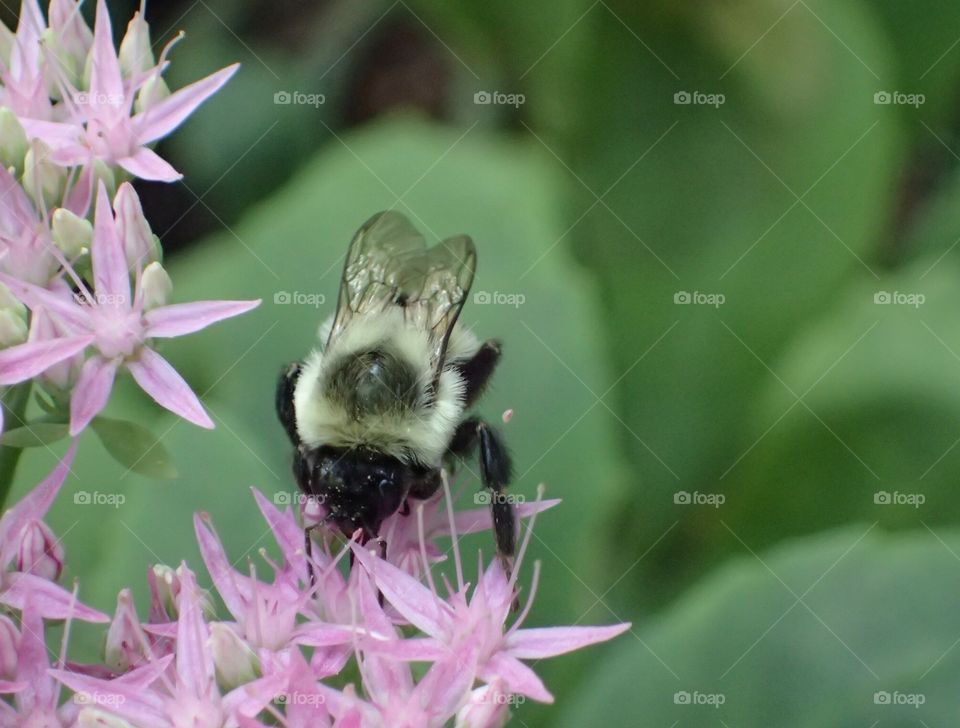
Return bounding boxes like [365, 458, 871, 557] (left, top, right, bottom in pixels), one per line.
[0, 181, 260, 434]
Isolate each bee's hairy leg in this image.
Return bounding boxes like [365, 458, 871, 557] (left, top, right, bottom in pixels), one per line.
[455, 340, 501, 408]
[276, 362, 302, 445]
[448, 417, 517, 579]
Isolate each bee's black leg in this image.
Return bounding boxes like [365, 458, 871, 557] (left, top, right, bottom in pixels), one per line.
[304, 527, 317, 587]
[455, 340, 501, 408]
[448, 417, 517, 575]
[378, 538, 387, 606]
[276, 362, 302, 445]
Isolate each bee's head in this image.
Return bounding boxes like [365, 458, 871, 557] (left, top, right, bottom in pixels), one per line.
[305, 446, 410, 540]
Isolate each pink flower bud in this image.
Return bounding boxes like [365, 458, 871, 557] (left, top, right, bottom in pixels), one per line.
[105, 589, 148, 672]
[147, 564, 180, 622]
[114, 182, 159, 269]
[16, 519, 64, 581]
[455, 680, 513, 728]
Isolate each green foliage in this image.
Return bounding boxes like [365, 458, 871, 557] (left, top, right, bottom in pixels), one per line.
[560, 525, 960, 726]
[0, 422, 69, 448]
[90, 417, 179, 480]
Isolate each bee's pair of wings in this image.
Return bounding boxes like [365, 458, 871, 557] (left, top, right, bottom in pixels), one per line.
[328, 211, 477, 372]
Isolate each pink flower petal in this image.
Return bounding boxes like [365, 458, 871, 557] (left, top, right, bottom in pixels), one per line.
[0, 334, 92, 385]
[117, 147, 182, 182]
[454, 498, 561, 535]
[145, 299, 260, 338]
[0, 272, 92, 331]
[0, 165, 38, 233]
[350, 541, 453, 638]
[414, 635, 480, 718]
[92, 182, 131, 304]
[506, 623, 631, 659]
[250, 487, 304, 573]
[222, 673, 288, 724]
[136, 63, 239, 144]
[64, 164, 94, 216]
[50, 668, 169, 728]
[174, 564, 215, 697]
[0, 680, 26, 693]
[89, 0, 124, 105]
[194, 514, 246, 619]
[0, 572, 108, 622]
[69, 355, 119, 435]
[293, 623, 371, 648]
[126, 347, 214, 428]
[114, 182, 155, 267]
[17, 589, 54, 707]
[480, 653, 553, 703]
[18, 119, 81, 153]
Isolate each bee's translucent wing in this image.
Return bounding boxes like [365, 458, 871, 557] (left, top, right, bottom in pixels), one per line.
[330, 211, 477, 372]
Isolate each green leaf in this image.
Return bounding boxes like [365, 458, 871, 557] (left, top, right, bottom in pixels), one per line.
[560, 525, 960, 726]
[0, 422, 70, 448]
[90, 416, 178, 480]
[532, 0, 902, 608]
[720, 258, 960, 552]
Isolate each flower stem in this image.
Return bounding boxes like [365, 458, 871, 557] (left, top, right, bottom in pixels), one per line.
[0, 381, 32, 510]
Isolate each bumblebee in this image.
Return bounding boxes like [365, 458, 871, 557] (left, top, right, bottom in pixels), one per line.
[276, 211, 516, 569]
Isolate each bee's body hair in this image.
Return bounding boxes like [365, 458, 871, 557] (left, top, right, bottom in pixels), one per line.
[293, 311, 480, 466]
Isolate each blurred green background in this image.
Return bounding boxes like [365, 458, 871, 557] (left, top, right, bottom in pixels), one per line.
[8, 0, 960, 724]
